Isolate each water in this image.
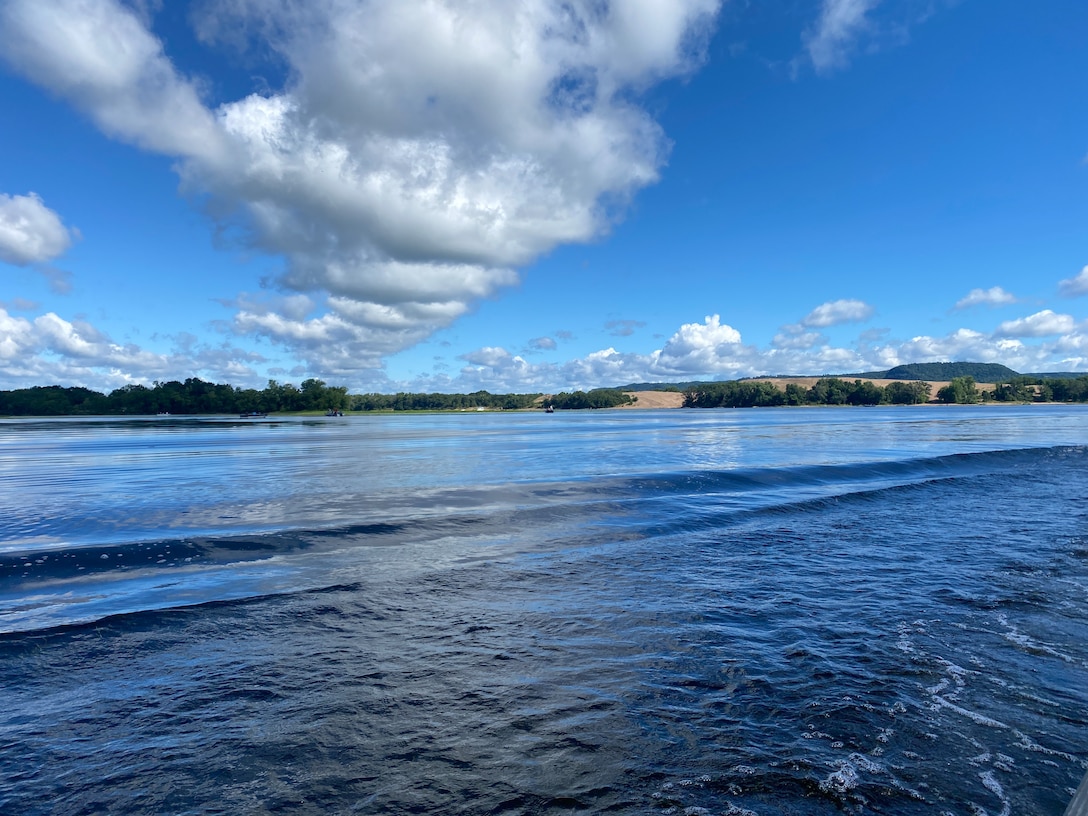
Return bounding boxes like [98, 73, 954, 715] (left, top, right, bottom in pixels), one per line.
[1, 406, 1087, 814]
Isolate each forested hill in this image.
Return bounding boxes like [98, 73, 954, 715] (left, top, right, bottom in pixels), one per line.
[849, 362, 1020, 382]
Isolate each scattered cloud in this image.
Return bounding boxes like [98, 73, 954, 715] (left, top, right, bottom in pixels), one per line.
[1059, 266, 1088, 298]
[0, 306, 267, 391]
[994, 310, 1077, 338]
[955, 286, 1018, 309]
[554, 330, 574, 341]
[7, 301, 1088, 395]
[798, 0, 943, 76]
[801, 0, 881, 75]
[772, 329, 825, 350]
[801, 298, 874, 328]
[0, 192, 76, 267]
[0, 0, 722, 381]
[1, 297, 40, 312]
[40, 266, 74, 295]
[528, 336, 557, 351]
[605, 319, 647, 337]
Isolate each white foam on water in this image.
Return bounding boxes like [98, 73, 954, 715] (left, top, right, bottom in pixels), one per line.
[979, 770, 1011, 816]
[1012, 729, 1080, 762]
[934, 657, 976, 686]
[820, 761, 858, 794]
[931, 696, 1010, 729]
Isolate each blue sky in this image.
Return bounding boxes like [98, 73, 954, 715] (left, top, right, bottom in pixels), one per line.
[1, 0, 1087, 394]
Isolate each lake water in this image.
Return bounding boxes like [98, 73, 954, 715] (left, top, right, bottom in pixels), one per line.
[1, 406, 1087, 814]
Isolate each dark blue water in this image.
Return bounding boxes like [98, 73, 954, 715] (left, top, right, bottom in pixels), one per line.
[1, 406, 1087, 814]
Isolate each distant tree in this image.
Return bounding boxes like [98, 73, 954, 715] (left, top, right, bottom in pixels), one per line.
[991, 381, 1034, 402]
[783, 383, 807, 406]
[549, 389, 634, 409]
[883, 381, 931, 404]
[936, 376, 980, 404]
[109, 383, 155, 414]
[846, 380, 884, 406]
[807, 378, 851, 405]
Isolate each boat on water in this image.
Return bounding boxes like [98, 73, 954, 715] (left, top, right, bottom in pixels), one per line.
[239, 411, 268, 418]
[325, 409, 344, 417]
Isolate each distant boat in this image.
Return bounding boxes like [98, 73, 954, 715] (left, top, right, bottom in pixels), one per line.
[325, 409, 344, 417]
[240, 411, 268, 418]
[544, 406, 554, 413]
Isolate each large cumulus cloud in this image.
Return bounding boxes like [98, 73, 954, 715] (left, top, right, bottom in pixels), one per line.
[0, 0, 720, 377]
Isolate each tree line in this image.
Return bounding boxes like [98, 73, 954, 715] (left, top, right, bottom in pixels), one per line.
[942, 375, 1088, 404]
[5, 373, 1088, 417]
[545, 389, 636, 409]
[685, 374, 1088, 407]
[0, 380, 645, 416]
[349, 391, 540, 411]
[0, 378, 352, 416]
[684, 378, 931, 408]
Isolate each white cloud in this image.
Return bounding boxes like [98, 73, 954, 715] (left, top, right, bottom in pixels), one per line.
[0, 0, 225, 159]
[528, 337, 557, 351]
[772, 330, 825, 350]
[0, 306, 268, 391]
[801, 298, 874, 328]
[798, 0, 943, 76]
[0, 0, 722, 379]
[802, 0, 881, 74]
[409, 315, 1088, 394]
[0, 192, 76, 266]
[605, 319, 646, 337]
[994, 310, 1076, 338]
[955, 286, 1018, 309]
[1059, 266, 1088, 298]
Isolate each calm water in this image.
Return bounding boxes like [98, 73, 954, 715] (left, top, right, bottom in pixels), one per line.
[1, 406, 1087, 814]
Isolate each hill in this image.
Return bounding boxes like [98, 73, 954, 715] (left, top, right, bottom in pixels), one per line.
[844, 362, 1020, 383]
[622, 362, 1024, 392]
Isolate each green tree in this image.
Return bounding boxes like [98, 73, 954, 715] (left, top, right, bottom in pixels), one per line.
[884, 381, 931, 404]
[808, 378, 851, 405]
[783, 383, 807, 405]
[936, 376, 980, 404]
[846, 380, 884, 405]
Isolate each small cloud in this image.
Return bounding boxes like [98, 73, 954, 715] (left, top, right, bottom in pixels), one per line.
[955, 286, 1018, 309]
[528, 336, 556, 351]
[554, 330, 574, 341]
[1, 296, 39, 311]
[459, 346, 515, 367]
[1059, 266, 1088, 298]
[41, 266, 73, 295]
[0, 192, 76, 266]
[801, 298, 874, 328]
[605, 319, 646, 337]
[802, 0, 880, 75]
[994, 310, 1076, 338]
[857, 327, 889, 343]
[772, 330, 824, 350]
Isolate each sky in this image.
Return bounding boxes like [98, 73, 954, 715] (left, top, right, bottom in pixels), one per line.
[1, 0, 1087, 394]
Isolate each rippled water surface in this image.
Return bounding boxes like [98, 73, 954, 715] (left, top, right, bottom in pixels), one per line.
[2, 406, 1087, 814]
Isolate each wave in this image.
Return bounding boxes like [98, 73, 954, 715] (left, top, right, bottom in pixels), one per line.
[0, 444, 1080, 635]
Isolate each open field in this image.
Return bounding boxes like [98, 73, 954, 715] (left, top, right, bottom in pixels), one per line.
[618, 391, 685, 408]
